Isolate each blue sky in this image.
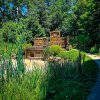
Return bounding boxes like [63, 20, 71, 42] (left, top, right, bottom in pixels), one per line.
[9, 3, 13, 8]
[0, 3, 28, 15]
[21, 5, 28, 15]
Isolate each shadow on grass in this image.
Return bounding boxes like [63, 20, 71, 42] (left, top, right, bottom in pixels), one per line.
[82, 58, 99, 82]
[0, 56, 99, 100]
[45, 58, 99, 100]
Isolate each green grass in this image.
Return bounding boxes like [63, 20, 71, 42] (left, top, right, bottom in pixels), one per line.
[0, 41, 48, 100]
[0, 44, 98, 100]
[65, 49, 80, 60]
[0, 66, 48, 100]
[49, 55, 98, 100]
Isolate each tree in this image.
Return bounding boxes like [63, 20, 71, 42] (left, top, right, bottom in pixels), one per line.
[68, 0, 100, 49]
[48, 0, 68, 32]
[71, 34, 91, 50]
[0, 21, 32, 43]
[0, 0, 28, 23]
[0, 0, 99, 49]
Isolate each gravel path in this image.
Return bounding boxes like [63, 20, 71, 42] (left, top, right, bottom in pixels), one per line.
[86, 54, 100, 100]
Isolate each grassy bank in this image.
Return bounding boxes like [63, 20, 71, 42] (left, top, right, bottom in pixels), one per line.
[0, 49, 98, 100]
[50, 55, 98, 100]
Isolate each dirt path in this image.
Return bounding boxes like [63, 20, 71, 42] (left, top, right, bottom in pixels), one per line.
[86, 54, 100, 100]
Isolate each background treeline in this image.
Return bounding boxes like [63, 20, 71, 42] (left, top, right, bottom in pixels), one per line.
[0, 0, 100, 51]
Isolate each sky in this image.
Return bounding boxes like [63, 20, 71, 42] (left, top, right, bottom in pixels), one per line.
[21, 5, 28, 15]
[0, 3, 28, 16]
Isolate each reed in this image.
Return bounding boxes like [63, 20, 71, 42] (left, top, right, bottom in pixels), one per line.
[0, 34, 83, 100]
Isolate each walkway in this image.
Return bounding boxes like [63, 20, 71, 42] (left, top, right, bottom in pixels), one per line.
[87, 54, 100, 100]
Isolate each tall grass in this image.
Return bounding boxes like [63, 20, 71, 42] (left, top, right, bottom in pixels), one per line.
[45, 55, 84, 100]
[0, 35, 84, 99]
[0, 34, 49, 100]
[0, 68, 48, 100]
[0, 49, 83, 100]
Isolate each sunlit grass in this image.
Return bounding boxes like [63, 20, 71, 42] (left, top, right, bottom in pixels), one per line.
[0, 41, 98, 100]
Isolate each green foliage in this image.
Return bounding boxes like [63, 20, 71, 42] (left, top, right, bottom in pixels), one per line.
[0, 0, 100, 49]
[0, 0, 70, 37]
[0, 21, 32, 43]
[59, 49, 79, 60]
[70, 34, 91, 50]
[58, 51, 68, 59]
[0, 43, 17, 55]
[46, 60, 79, 100]
[68, 0, 100, 49]
[44, 45, 65, 57]
[0, 33, 47, 100]
[90, 46, 99, 54]
[46, 53, 98, 100]
[44, 46, 80, 60]
[45, 45, 81, 61]
[47, 0, 68, 31]
[21, 17, 46, 37]
[0, 29, 3, 45]
[0, 68, 48, 100]
[0, 45, 98, 100]
[0, 0, 99, 99]
[22, 43, 32, 50]
[0, 0, 29, 22]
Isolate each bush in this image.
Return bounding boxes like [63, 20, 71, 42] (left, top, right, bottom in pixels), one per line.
[90, 46, 98, 54]
[44, 45, 65, 57]
[22, 43, 33, 50]
[58, 49, 79, 61]
[44, 45, 80, 61]
[58, 51, 68, 59]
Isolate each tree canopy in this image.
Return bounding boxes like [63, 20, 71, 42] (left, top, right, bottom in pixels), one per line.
[0, 0, 100, 50]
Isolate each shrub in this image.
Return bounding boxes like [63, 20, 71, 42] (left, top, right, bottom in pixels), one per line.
[58, 51, 68, 59]
[22, 43, 33, 50]
[44, 45, 65, 57]
[58, 49, 79, 61]
[90, 46, 98, 54]
[44, 45, 80, 61]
